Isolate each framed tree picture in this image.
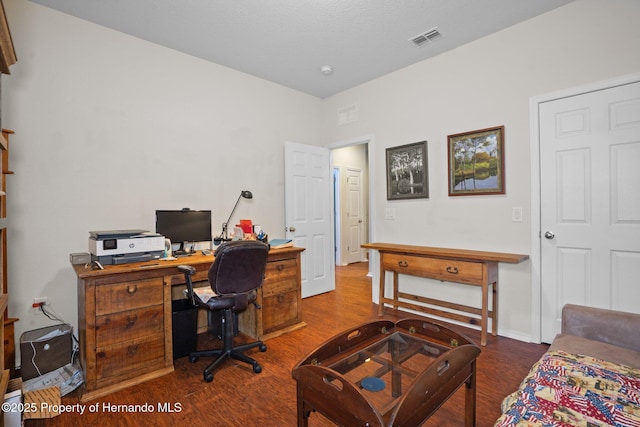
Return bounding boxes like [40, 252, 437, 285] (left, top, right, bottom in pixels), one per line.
[386, 141, 428, 200]
[448, 126, 505, 196]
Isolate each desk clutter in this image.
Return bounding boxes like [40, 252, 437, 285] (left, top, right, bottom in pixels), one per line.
[76, 206, 290, 266]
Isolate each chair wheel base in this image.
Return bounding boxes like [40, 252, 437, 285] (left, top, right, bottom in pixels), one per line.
[204, 372, 213, 382]
[259, 343, 267, 352]
[190, 355, 199, 363]
[253, 363, 262, 374]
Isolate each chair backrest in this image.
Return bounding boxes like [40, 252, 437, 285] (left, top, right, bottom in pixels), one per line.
[208, 240, 269, 296]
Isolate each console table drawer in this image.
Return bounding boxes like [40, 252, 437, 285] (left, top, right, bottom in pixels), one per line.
[383, 254, 484, 283]
[96, 335, 166, 381]
[95, 305, 164, 347]
[95, 277, 164, 316]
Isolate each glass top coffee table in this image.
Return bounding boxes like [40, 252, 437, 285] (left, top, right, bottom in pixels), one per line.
[292, 318, 480, 426]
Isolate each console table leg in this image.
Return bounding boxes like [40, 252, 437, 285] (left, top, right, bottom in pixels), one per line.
[378, 262, 385, 316]
[392, 271, 399, 310]
[480, 283, 489, 346]
[492, 281, 498, 337]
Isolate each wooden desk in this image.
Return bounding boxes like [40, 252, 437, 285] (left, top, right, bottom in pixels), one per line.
[72, 246, 305, 402]
[361, 243, 528, 346]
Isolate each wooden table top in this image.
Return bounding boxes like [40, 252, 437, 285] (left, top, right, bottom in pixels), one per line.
[361, 242, 528, 264]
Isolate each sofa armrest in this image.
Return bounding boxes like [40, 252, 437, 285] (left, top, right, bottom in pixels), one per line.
[562, 304, 640, 353]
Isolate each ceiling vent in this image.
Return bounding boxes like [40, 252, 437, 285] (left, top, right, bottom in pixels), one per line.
[409, 27, 442, 47]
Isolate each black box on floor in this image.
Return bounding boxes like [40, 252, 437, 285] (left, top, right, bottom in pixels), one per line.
[172, 299, 198, 359]
[20, 324, 73, 381]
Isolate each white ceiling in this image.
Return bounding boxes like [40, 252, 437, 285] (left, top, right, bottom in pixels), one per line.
[28, 0, 573, 98]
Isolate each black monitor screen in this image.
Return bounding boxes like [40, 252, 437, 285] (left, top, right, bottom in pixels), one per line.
[155, 210, 212, 244]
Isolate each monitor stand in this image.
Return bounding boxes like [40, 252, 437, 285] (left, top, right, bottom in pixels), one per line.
[173, 242, 193, 257]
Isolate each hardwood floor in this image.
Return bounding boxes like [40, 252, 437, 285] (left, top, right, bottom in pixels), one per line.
[26, 262, 548, 426]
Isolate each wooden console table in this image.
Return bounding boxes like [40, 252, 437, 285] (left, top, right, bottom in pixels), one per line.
[361, 243, 528, 346]
[73, 246, 305, 401]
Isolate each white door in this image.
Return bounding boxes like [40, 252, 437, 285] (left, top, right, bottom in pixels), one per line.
[539, 81, 640, 343]
[284, 141, 335, 298]
[343, 168, 364, 265]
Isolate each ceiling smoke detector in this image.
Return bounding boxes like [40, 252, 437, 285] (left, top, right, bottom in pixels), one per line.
[409, 27, 442, 47]
[320, 65, 334, 75]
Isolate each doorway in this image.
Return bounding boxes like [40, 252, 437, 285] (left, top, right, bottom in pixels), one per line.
[331, 140, 371, 267]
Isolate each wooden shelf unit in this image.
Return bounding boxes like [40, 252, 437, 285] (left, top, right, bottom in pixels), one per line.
[0, 1, 16, 410]
[0, 129, 16, 378]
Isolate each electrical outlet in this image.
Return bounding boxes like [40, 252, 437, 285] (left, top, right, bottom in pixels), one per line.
[32, 297, 48, 307]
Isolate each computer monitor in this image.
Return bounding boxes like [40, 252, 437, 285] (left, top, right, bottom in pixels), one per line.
[155, 209, 212, 254]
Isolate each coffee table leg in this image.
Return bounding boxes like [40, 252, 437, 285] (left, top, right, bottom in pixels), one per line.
[465, 360, 477, 427]
[297, 386, 309, 427]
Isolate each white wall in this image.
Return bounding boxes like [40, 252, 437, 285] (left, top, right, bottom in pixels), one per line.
[320, 0, 640, 341]
[2, 0, 322, 363]
[3, 0, 640, 369]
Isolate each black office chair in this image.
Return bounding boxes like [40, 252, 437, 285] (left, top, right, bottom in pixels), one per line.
[178, 240, 269, 382]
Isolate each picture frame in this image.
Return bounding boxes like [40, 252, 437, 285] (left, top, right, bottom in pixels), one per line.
[386, 141, 428, 200]
[448, 126, 505, 196]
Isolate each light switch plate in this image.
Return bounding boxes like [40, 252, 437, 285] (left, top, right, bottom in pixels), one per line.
[512, 207, 523, 222]
[385, 208, 396, 220]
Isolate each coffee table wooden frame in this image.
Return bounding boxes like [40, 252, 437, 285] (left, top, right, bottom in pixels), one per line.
[292, 318, 481, 426]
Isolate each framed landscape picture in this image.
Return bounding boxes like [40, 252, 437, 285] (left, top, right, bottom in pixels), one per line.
[448, 126, 505, 196]
[386, 141, 428, 200]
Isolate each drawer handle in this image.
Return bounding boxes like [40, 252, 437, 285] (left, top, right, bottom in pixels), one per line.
[277, 295, 285, 303]
[446, 266, 459, 274]
[127, 344, 139, 355]
[398, 260, 409, 268]
[126, 314, 138, 328]
[276, 264, 284, 271]
[127, 284, 137, 294]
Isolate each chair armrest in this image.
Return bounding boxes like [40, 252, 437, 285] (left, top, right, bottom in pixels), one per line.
[561, 304, 640, 353]
[177, 265, 197, 307]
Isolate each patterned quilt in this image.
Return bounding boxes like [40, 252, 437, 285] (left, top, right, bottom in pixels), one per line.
[495, 350, 640, 427]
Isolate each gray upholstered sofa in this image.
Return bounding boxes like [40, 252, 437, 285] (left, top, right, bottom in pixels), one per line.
[495, 304, 640, 426]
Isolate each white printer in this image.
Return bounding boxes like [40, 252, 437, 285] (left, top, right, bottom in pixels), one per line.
[89, 229, 165, 265]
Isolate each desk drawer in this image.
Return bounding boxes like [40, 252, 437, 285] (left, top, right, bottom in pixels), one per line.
[95, 305, 164, 347]
[96, 335, 166, 380]
[95, 277, 164, 316]
[262, 290, 300, 334]
[263, 259, 297, 297]
[383, 254, 484, 283]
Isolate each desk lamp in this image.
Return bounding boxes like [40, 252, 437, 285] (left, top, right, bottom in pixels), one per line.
[217, 190, 253, 242]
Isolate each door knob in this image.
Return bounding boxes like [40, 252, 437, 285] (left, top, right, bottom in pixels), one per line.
[288, 226, 296, 232]
[544, 231, 555, 240]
